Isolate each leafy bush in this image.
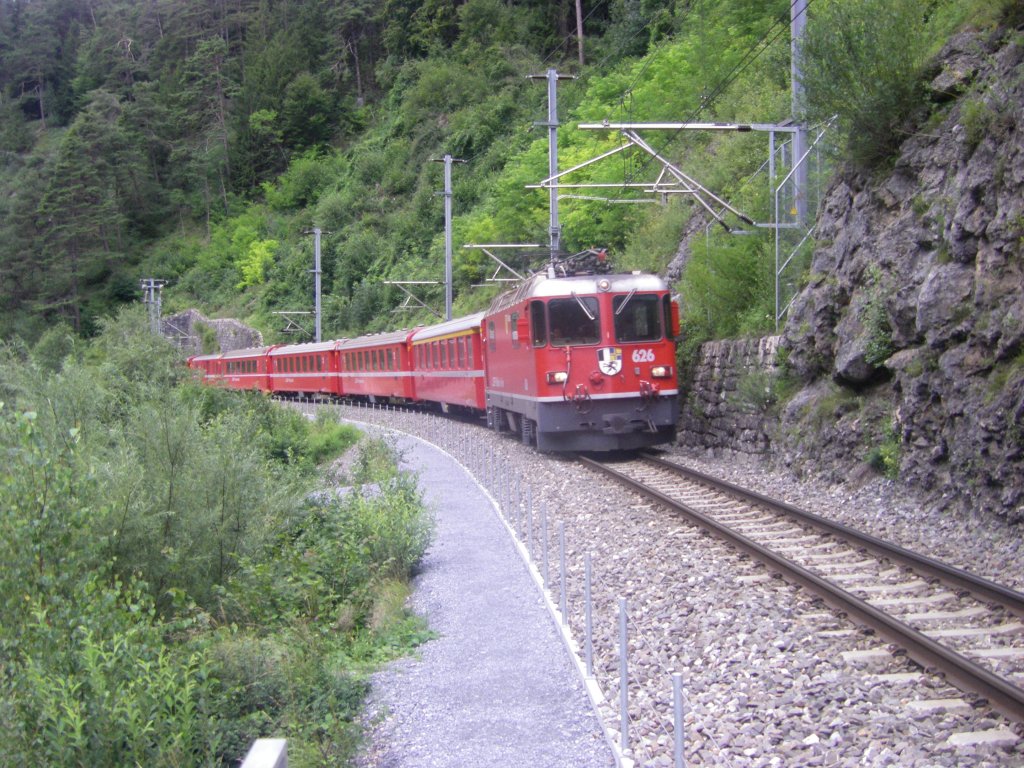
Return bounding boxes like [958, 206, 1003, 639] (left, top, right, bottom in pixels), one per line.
[1, 316, 436, 766]
[0, 407, 219, 765]
[798, 0, 938, 168]
[867, 419, 901, 479]
[679, 232, 775, 361]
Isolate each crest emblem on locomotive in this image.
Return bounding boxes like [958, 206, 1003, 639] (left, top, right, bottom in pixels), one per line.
[597, 347, 623, 375]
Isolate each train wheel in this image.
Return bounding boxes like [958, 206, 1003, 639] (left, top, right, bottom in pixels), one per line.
[520, 417, 535, 446]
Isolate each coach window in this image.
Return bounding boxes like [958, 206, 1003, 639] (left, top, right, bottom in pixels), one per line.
[448, 339, 455, 367]
[530, 301, 547, 346]
[548, 297, 600, 346]
[457, 337, 465, 368]
[440, 339, 447, 368]
[614, 294, 662, 342]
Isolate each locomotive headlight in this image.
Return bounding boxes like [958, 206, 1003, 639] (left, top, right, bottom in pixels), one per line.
[651, 365, 673, 378]
[597, 279, 611, 292]
[546, 371, 569, 384]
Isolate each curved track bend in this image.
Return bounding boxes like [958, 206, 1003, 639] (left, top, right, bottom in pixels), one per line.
[581, 453, 1024, 724]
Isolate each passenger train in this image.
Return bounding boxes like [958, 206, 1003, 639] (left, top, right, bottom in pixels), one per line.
[189, 252, 679, 452]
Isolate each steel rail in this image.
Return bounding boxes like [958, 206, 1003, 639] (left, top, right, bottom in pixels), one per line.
[643, 454, 1024, 616]
[580, 456, 1024, 724]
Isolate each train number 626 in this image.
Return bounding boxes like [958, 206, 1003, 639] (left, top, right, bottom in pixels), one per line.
[631, 348, 655, 363]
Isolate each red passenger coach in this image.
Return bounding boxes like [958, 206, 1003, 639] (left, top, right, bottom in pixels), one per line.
[410, 312, 486, 411]
[269, 341, 341, 397]
[200, 346, 272, 391]
[483, 269, 679, 451]
[187, 352, 223, 383]
[338, 330, 417, 402]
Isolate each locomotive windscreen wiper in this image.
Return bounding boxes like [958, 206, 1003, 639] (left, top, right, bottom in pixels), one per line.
[571, 291, 595, 320]
[614, 288, 637, 316]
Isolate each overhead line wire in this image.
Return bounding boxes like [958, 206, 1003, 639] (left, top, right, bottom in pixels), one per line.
[618, 0, 814, 195]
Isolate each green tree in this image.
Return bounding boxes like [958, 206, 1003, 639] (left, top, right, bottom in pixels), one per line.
[36, 90, 134, 332]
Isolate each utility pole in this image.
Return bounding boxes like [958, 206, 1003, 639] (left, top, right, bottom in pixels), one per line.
[575, 0, 585, 67]
[530, 69, 575, 262]
[304, 228, 325, 342]
[140, 278, 167, 335]
[433, 154, 465, 321]
[791, 0, 809, 223]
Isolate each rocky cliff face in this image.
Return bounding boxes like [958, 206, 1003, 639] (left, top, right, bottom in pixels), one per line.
[779, 26, 1024, 522]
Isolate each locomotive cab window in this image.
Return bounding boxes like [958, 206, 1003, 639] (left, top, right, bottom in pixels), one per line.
[530, 301, 547, 346]
[613, 293, 663, 343]
[548, 297, 600, 346]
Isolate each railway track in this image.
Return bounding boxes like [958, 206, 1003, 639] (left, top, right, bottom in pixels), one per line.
[581, 452, 1024, 725]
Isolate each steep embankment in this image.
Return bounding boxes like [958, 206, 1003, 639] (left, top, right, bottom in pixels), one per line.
[780, 26, 1024, 522]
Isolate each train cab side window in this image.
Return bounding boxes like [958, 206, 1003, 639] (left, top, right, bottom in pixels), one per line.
[548, 297, 600, 346]
[488, 321, 496, 352]
[510, 312, 521, 349]
[530, 301, 547, 346]
[613, 294, 662, 342]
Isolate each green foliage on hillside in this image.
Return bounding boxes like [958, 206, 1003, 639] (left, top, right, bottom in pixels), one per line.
[0, 307, 432, 765]
[0, 0, 1000, 349]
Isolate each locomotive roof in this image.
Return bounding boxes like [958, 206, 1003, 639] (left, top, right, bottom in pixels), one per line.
[410, 311, 485, 342]
[487, 271, 669, 314]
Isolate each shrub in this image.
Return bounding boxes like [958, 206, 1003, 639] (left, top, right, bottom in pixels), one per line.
[798, 0, 935, 168]
[866, 419, 901, 479]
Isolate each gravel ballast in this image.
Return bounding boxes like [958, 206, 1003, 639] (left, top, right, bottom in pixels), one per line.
[309, 403, 1024, 768]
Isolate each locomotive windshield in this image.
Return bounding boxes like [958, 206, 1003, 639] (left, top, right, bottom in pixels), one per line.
[613, 293, 663, 342]
[548, 297, 600, 346]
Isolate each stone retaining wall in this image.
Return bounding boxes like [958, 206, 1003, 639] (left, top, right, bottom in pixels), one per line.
[677, 336, 781, 458]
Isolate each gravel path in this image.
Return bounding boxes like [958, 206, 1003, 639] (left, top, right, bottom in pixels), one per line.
[356, 430, 615, 768]
[304, 402, 1024, 767]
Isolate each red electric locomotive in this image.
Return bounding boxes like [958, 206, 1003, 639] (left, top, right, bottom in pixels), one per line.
[268, 341, 341, 397]
[482, 254, 679, 451]
[409, 312, 486, 411]
[338, 329, 417, 402]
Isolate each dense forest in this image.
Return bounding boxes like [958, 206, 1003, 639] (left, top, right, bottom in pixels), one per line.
[1, 0, 998, 348]
[0, 0, 801, 345]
